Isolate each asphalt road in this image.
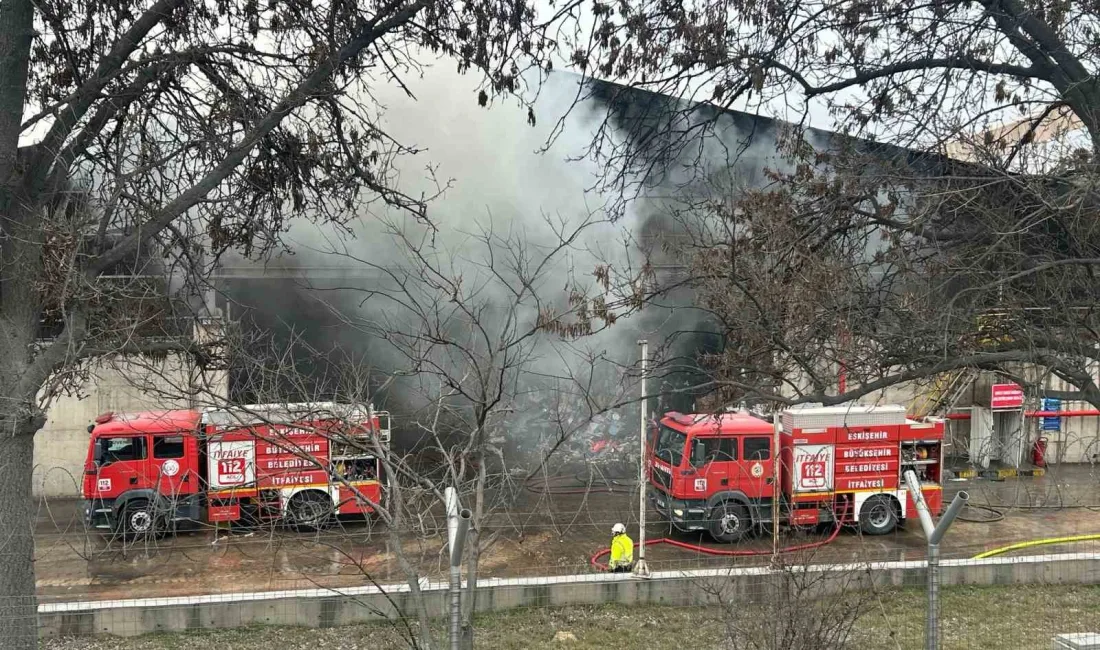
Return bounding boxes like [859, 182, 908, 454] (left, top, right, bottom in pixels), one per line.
[32, 465, 1100, 603]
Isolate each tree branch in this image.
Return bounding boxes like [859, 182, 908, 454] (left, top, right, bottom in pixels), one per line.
[30, 0, 184, 179]
[798, 57, 1038, 98]
[86, 0, 433, 278]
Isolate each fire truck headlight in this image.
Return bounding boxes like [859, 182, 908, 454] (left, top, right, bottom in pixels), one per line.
[672, 508, 684, 517]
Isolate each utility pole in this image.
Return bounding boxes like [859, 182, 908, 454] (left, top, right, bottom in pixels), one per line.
[903, 470, 968, 650]
[771, 411, 781, 557]
[445, 487, 472, 650]
[633, 339, 651, 578]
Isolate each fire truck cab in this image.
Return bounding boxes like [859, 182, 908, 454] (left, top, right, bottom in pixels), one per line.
[648, 404, 944, 542]
[81, 402, 389, 536]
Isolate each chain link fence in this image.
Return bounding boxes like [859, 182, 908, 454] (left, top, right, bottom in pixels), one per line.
[10, 469, 1098, 648]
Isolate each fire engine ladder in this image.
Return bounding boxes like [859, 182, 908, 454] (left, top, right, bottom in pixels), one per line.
[908, 369, 976, 419]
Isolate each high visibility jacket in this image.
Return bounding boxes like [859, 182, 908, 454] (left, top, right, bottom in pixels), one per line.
[609, 533, 634, 569]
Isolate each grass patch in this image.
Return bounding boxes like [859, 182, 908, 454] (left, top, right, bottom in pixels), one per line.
[42, 584, 1100, 649]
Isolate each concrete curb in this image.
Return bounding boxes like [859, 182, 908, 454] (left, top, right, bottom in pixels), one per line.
[39, 552, 1100, 637]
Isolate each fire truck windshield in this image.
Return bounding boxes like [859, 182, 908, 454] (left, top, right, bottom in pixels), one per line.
[654, 425, 687, 467]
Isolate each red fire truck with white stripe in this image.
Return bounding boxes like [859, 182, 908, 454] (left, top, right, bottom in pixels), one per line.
[81, 402, 389, 536]
[648, 404, 944, 541]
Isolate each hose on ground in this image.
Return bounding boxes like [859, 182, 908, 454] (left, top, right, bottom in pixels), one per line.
[972, 533, 1100, 559]
[589, 501, 850, 571]
[956, 504, 1005, 523]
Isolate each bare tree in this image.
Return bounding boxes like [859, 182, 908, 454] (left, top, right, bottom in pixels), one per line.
[296, 208, 640, 648]
[559, 2, 1100, 414]
[0, 0, 563, 644]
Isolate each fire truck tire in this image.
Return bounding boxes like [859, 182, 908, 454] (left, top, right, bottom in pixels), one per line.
[119, 500, 162, 540]
[859, 495, 899, 536]
[708, 502, 752, 543]
[288, 491, 334, 531]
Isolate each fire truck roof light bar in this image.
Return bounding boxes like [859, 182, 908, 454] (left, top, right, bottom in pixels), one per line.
[203, 402, 379, 426]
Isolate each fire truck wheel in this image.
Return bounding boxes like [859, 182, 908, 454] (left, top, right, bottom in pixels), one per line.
[859, 495, 899, 536]
[289, 491, 334, 531]
[119, 500, 161, 539]
[709, 502, 752, 543]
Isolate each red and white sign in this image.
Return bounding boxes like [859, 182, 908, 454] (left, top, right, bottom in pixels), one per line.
[791, 444, 834, 493]
[835, 475, 899, 491]
[208, 504, 240, 522]
[991, 383, 1025, 410]
[837, 459, 899, 476]
[837, 445, 896, 460]
[207, 440, 255, 489]
[835, 426, 898, 444]
[258, 456, 318, 471]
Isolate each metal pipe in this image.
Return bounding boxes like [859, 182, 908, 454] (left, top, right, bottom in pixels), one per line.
[926, 492, 967, 650]
[927, 542, 940, 650]
[451, 508, 471, 568]
[445, 487, 459, 551]
[634, 340, 650, 578]
[446, 491, 472, 650]
[905, 470, 968, 650]
[449, 564, 462, 650]
[946, 409, 1100, 420]
[771, 412, 780, 556]
[903, 470, 935, 538]
[930, 491, 968, 546]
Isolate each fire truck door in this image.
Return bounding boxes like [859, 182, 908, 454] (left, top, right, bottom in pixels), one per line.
[687, 437, 733, 497]
[151, 434, 199, 498]
[735, 435, 775, 500]
[93, 434, 149, 498]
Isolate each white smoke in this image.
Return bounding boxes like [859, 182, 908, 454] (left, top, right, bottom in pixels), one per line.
[223, 65, 654, 457]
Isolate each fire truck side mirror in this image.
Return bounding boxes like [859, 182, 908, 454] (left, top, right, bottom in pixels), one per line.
[92, 439, 105, 466]
[691, 439, 707, 467]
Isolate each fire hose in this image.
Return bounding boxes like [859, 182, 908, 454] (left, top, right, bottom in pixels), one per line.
[589, 501, 850, 571]
[956, 503, 1006, 523]
[972, 533, 1100, 559]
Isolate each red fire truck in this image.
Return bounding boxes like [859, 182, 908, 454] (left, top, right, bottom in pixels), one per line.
[81, 402, 390, 536]
[648, 404, 944, 542]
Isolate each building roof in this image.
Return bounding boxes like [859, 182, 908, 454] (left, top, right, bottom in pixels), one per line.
[661, 411, 773, 436]
[92, 409, 202, 436]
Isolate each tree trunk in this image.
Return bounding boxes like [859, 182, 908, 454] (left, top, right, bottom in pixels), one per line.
[0, 430, 38, 650]
[0, 0, 34, 185]
[377, 448, 434, 650]
[459, 448, 486, 650]
[388, 527, 435, 650]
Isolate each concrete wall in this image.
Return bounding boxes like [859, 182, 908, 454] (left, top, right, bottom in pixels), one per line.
[33, 352, 227, 497]
[38, 552, 1100, 637]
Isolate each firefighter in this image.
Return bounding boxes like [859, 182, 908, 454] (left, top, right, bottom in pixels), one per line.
[608, 523, 634, 572]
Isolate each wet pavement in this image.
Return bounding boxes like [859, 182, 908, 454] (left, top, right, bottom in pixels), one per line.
[33, 464, 1100, 602]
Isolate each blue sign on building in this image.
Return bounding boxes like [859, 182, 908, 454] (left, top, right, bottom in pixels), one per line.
[1040, 397, 1061, 431]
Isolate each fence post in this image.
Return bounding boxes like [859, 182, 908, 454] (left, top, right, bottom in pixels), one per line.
[904, 470, 968, 650]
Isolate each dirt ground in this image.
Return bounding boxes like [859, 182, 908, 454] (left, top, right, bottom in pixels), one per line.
[33, 465, 1100, 602]
[39, 584, 1100, 649]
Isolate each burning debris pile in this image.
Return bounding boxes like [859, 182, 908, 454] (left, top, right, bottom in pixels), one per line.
[502, 378, 641, 479]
